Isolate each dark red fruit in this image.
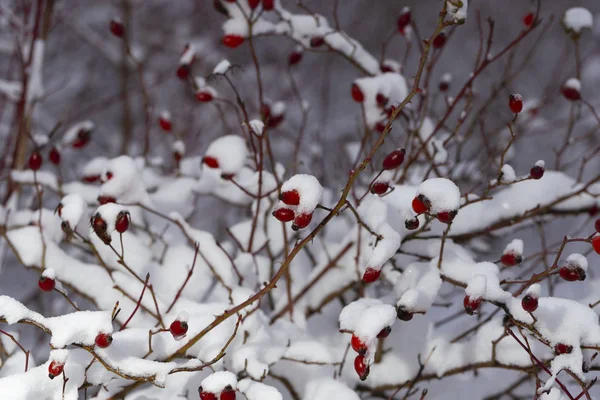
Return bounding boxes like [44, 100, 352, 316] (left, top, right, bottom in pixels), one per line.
[351, 84, 364, 102]
[223, 34, 245, 48]
[412, 196, 429, 214]
[593, 236, 600, 255]
[397, 306, 413, 321]
[72, 129, 91, 148]
[554, 343, 573, 355]
[262, 0, 274, 10]
[199, 389, 217, 400]
[83, 175, 100, 183]
[38, 275, 55, 292]
[177, 64, 190, 80]
[196, 91, 214, 102]
[509, 94, 523, 114]
[247, 0, 260, 9]
[288, 50, 302, 66]
[382, 148, 405, 170]
[521, 295, 538, 313]
[272, 208, 294, 222]
[371, 182, 389, 195]
[351, 335, 367, 355]
[95, 333, 113, 348]
[91, 213, 107, 233]
[376, 93, 389, 106]
[280, 190, 300, 205]
[109, 20, 124, 38]
[362, 267, 381, 283]
[292, 213, 312, 231]
[439, 80, 449, 92]
[203, 156, 219, 169]
[49, 147, 61, 165]
[354, 355, 370, 381]
[169, 320, 189, 338]
[530, 165, 544, 180]
[559, 266, 585, 282]
[436, 211, 456, 224]
[523, 12, 534, 27]
[405, 217, 419, 230]
[380, 62, 394, 73]
[375, 121, 386, 133]
[397, 9, 411, 33]
[29, 151, 43, 171]
[501, 252, 522, 267]
[595, 219, 600, 233]
[310, 36, 325, 48]
[159, 116, 172, 132]
[432, 33, 446, 49]
[48, 361, 64, 379]
[377, 326, 392, 338]
[98, 196, 116, 205]
[463, 295, 481, 315]
[562, 85, 580, 101]
[115, 211, 130, 233]
[220, 387, 236, 400]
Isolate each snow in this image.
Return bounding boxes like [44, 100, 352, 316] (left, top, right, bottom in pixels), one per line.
[354, 73, 408, 129]
[59, 193, 86, 228]
[564, 77, 581, 91]
[213, 59, 231, 75]
[367, 224, 401, 269]
[160, 110, 171, 120]
[339, 299, 396, 344]
[284, 340, 332, 364]
[535, 159, 545, 168]
[395, 265, 442, 312]
[62, 121, 94, 144]
[504, 239, 523, 255]
[563, 7, 593, 34]
[271, 101, 286, 117]
[446, 0, 468, 23]
[200, 371, 237, 393]
[49, 349, 68, 364]
[500, 164, 516, 183]
[82, 157, 107, 178]
[280, 174, 323, 214]
[565, 253, 587, 271]
[172, 140, 185, 155]
[0, 79, 22, 101]
[238, 379, 282, 400]
[94, 203, 127, 234]
[417, 178, 461, 213]
[525, 283, 541, 298]
[303, 378, 360, 400]
[42, 268, 56, 280]
[179, 44, 195, 65]
[465, 274, 487, 299]
[205, 135, 248, 175]
[99, 156, 149, 204]
[26, 40, 45, 104]
[248, 119, 265, 136]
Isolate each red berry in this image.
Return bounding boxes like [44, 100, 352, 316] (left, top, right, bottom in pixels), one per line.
[169, 320, 189, 338]
[351, 83, 364, 102]
[29, 151, 43, 171]
[247, 0, 260, 9]
[523, 12, 534, 27]
[411, 196, 429, 214]
[593, 236, 600, 255]
[530, 165, 544, 180]
[292, 213, 312, 231]
[521, 295, 538, 313]
[595, 219, 600, 233]
[174, 151, 183, 164]
[439, 81, 449, 92]
[463, 295, 481, 315]
[380, 62, 394, 73]
[377, 326, 392, 338]
[72, 129, 91, 148]
[374, 121, 386, 133]
[109, 19, 124, 38]
[405, 217, 419, 230]
[397, 9, 411, 33]
[280, 190, 300, 205]
[436, 211, 456, 224]
[354, 355, 370, 381]
[177, 64, 191, 80]
[196, 91, 214, 102]
[382, 148, 405, 170]
[105, 172, 113, 181]
[559, 266, 584, 282]
[376, 93, 389, 106]
[396, 306, 413, 321]
[91, 213, 107, 233]
[554, 343, 573, 355]
[262, 0, 274, 11]
[38, 275, 55, 292]
[432, 33, 446, 49]
[223, 34, 245, 48]
[351, 335, 367, 355]
[203, 156, 219, 169]
[220, 387, 236, 400]
[508, 94, 523, 114]
[562, 86, 581, 101]
[371, 182, 389, 195]
[224, 0, 236, 2]
[98, 196, 116, 205]
[159, 117, 172, 132]
[115, 211, 130, 233]
[49, 147, 61, 165]
[288, 50, 302, 66]
[48, 361, 64, 379]
[272, 208, 295, 222]
[501, 252, 522, 267]
[95, 333, 113, 348]
[362, 267, 381, 283]
[310, 36, 325, 48]
[83, 175, 100, 183]
[199, 390, 217, 400]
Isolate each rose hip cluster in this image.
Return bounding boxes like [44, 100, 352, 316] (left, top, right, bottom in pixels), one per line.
[348, 327, 391, 381]
[199, 385, 236, 400]
[272, 189, 312, 231]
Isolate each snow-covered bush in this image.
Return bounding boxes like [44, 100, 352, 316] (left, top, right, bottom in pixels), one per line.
[0, 1, 599, 399]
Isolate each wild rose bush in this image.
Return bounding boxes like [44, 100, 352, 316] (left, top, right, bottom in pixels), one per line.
[1, 1, 600, 399]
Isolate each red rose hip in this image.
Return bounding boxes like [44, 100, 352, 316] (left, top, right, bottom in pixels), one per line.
[362, 267, 381, 283]
[351, 335, 367, 355]
[223, 34, 244, 48]
[371, 182, 389, 195]
[292, 213, 312, 231]
[49, 147, 61, 165]
[521, 295, 538, 312]
[95, 333, 113, 348]
[29, 151, 43, 171]
[48, 361, 64, 379]
[169, 320, 189, 338]
[508, 94, 523, 114]
[115, 211, 130, 233]
[411, 196, 429, 214]
[203, 156, 219, 169]
[272, 208, 295, 222]
[351, 83, 364, 102]
[354, 355, 370, 381]
[109, 19, 124, 38]
[38, 275, 56, 292]
[382, 148, 405, 170]
[463, 295, 481, 315]
[279, 190, 300, 205]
